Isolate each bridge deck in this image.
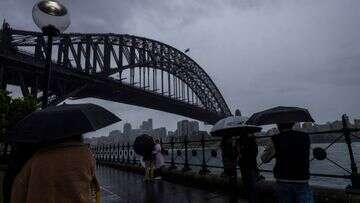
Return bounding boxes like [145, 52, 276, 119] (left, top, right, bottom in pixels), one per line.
[96, 165, 247, 203]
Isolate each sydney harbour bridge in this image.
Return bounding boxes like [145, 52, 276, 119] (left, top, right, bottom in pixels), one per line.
[0, 22, 231, 124]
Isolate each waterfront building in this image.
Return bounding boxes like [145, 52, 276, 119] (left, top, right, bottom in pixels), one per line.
[168, 131, 175, 137]
[177, 120, 190, 137]
[152, 127, 167, 140]
[330, 120, 342, 130]
[302, 122, 313, 132]
[109, 130, 121, 137]
[140, 119, 153, 131]
[123, 123, 132, 136]
[189, 121, 200, 135]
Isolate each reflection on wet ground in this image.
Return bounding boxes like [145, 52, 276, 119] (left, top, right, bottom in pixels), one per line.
[96, 165, 247, 203]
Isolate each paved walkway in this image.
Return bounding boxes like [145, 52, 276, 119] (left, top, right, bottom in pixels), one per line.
[96, 165, 247, 203]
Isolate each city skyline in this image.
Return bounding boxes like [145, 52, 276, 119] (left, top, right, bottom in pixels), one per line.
[86, 116, 360, 145]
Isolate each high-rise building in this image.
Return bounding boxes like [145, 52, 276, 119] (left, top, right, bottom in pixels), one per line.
[189, 121, 200, 136]
[177, 120, 189, 136]
[168, 131, 175, 137]
[148, 119, 153, 130]
[152, 127, 167, 140]
[302, 122, 313, 132]
[109, 130, 121, 137]
[140, 118, 153, 131]
[123, 123, 132, 136]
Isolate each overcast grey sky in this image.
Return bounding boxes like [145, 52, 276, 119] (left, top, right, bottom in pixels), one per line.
[1, 0, 360, 137]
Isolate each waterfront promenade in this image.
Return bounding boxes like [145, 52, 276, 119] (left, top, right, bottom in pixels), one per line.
[97, 165, 247, 203]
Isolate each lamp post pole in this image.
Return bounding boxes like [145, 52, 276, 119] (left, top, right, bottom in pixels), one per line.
[32, 0, 70, 109]
[42, 33, 54, 109]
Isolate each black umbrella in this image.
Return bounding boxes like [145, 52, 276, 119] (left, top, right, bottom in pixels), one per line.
[8, 103, 121, 143]
[134, 134, 155, 156]
[246, 106, 315, 126]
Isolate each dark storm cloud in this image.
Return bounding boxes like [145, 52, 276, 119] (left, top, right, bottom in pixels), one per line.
[1, 0, 360, 136]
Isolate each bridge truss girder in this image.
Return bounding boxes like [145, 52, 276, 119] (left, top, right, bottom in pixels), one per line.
[0, 26, 232, 124]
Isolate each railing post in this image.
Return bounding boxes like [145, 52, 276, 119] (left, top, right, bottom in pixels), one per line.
[182, 135, 191, 172]
[127, 142, 130, 164]
[109, 144, 112, 162]
[99, 145, 102, 161]
[169, 137, 177, 170]
[113, 144, 116, 163]
[97, 145, 99, 161]
[133, 148, 137, 165]
[106, 144, 109, 162]
[117, 143, 120, 163]
[342, 114, 360, 189]
[103, 145, 105, 162]
[110, 144, 112, 162]
[101, 145, 104, 161]
[122, 144, 125, 163]
[199, 134, 210, 175]
[112, 144, 115, 163]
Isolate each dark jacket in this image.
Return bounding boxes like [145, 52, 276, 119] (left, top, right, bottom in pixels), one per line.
[272, 130, 310, 181]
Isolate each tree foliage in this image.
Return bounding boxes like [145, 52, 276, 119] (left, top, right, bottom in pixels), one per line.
[0, 90, 37, 141]
[0, 90, 11, 132]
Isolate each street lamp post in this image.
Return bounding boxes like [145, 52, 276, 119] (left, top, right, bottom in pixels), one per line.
[32, 0, 70, 109]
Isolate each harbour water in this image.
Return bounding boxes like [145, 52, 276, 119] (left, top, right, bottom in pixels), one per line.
[162, 143, 360, 189]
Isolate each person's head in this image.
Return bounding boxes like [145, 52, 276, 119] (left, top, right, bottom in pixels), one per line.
[277, 123, 295, 132]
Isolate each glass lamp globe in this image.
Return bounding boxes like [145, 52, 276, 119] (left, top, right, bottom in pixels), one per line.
[32, 0, 70, 35]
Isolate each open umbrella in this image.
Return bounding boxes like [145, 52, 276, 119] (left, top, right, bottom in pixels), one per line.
[246, 106, 315, 126]
[211, 116, 262, 137]
[134, 134, 155, 156]
[8, 103, 121, 143]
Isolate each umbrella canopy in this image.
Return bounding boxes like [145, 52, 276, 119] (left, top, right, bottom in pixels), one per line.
[9, 103, 121, 143]
[246, 106, 315, 126]
[134, 134, 155, 156]
[211, 116, 262, 137]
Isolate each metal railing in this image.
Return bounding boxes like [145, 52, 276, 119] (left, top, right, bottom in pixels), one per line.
[90, 114, 360, 190]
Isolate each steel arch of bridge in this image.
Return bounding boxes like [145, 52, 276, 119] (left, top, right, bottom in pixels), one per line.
[0, 25, 231, 124]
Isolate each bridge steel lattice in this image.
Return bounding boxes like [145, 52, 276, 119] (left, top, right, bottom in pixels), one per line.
[0, 23, 231, 124]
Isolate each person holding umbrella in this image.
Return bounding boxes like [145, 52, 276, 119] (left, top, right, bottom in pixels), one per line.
[7, 103, 121, 203]
[211, 110, 262, 202]
[247, 106, 315, 203]
[134, 134, 156, 182]
[236, 134, 260, 203]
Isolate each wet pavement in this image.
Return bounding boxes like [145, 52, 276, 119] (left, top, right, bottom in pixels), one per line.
[96, 165, 247, 203]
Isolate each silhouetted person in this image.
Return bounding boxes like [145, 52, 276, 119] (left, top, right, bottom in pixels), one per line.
[236, 135, 260, 203]
[261, 123, 314, 203]
[143, 151, 155, 182]
[220, 136, 237, 179]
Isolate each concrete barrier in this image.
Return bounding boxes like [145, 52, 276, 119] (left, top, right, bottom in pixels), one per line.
[98, 161, 360, 203]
